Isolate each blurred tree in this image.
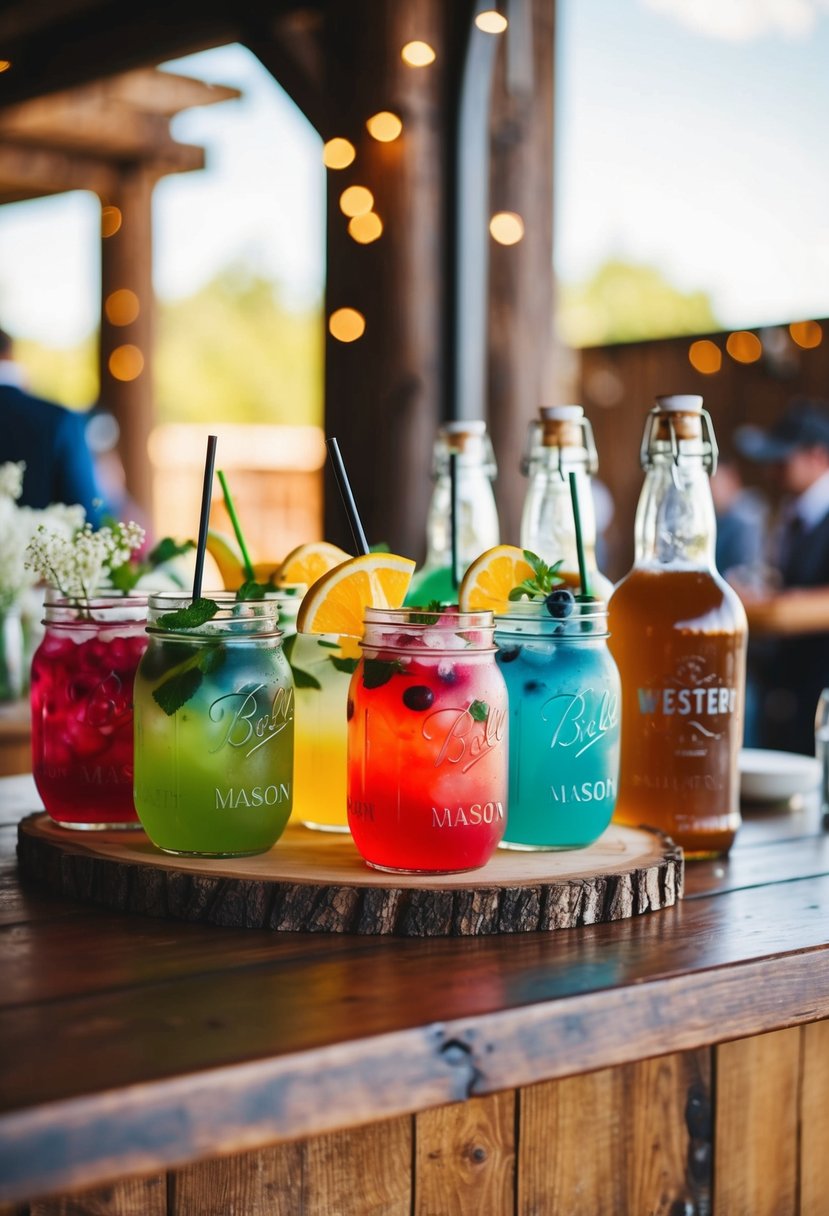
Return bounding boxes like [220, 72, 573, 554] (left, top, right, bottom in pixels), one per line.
[558, 259, 720, 347]
[12, 264, 322, 425]
[155, 265, 323, 425]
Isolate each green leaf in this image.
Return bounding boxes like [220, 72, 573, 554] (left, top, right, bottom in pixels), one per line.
[363, 658, 403, 689]
[152, 666, 203, 716]
[369, 541, 390, 552]
[409, 599, 443, 625]
[235, 579, 267, 602]
[469, 699, 489, 722]
[316, 639, 340, 649]
[108, 561, 144, 592]
[330, 655, 359, 674]
[148, 537, 195, 566]
[523, 549, 544, 575]
[157, 597, 220, 629]
[290, 665, 322, 690]
[282, 633, 297, 662]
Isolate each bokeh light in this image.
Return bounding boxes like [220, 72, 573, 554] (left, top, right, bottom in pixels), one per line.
[366, 112, 403, 142]
[789, 320, 823, 350]
[108, 344, 144, 381]
[489, 211, 525, 245]
[323, 138, 356, 170]
[329, 308, 366, 343]
[688, 339, 722, 375]
[0, 61, 11, 74]
[348, 213, 383, 244]
[726, 331, 762, 363]
[401, 41, 436, 67]
[475, 10, 508, 33]
[104, 289, 140, 326]
[101, 206, 122, 238]
[339, 186, 374, 218]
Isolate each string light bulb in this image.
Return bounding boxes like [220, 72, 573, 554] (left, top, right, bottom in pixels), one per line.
[789, 320, 823, 349]
[323, 138, 356, 170]
[339, 186, 374, 218]
[108, 345, 144, 381]
[104, 289, 140, 326]
[366, 112, 403, 143]
[329, 308, 366, 343]
[726, 331, 762, 364]
[475, 9, 508, 33]
[489, 211, 524, 245]
[101, 206, 122, 238]
[0, 61, 11, 73]
[688, 340, 722, 375]
[401, 41, 436, 67]
[348, 213, 383, 244]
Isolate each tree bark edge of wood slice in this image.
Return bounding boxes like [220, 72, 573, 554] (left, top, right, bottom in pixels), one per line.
[16, 814, 683, 937]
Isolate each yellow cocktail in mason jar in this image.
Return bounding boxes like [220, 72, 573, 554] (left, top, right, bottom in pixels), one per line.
[288, 631, 356, 831]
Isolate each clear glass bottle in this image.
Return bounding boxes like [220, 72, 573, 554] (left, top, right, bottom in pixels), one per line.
[520, 404, 613, 600]
[405, 421, 500, 606]
[816, 689, 829, 828]
[495, 598, 620, 850]
[608, 394, 748, 858]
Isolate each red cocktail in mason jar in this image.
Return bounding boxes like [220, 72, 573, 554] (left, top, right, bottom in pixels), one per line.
[347, 607, 508, 873]
[30, 595, 148, 828]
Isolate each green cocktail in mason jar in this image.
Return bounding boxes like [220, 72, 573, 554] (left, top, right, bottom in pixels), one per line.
[133, 592, 294, 856]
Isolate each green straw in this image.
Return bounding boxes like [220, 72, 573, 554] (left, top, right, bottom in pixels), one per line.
[568, 471, 591, 599]
[217, 469, 256, 583]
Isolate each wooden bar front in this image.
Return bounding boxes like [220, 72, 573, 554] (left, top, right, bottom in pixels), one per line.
[2, 774, 829, 1214]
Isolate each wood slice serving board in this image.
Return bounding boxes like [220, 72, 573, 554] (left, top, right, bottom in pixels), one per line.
[16, 814, 683, 937]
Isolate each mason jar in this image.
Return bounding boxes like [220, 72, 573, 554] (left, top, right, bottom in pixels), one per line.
[133, 592, 294, 857]
[495, 598, 620, 849]
[347, 607, 508, 874]
[30, 593, 148, 829]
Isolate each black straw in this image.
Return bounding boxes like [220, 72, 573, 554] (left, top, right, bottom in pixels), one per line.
[326, 437, 369, 555]
[192, 434, 218, 601]
[568, 471, 591, 599]
[449, 451, 459, 590]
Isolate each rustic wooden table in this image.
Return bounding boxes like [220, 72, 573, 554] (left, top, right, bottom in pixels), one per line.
[1, 773, 828, 1215]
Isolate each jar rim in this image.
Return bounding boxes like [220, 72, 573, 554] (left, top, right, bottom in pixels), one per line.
[494, 597, 609, 639]
[146, 591, 282, 638]
[361, 606, 496, 654]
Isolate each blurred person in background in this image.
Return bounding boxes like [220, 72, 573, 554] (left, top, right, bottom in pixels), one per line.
[734, 398, 829, 755]
[0, 326, 106, 525]
[710, 455, 768, 579]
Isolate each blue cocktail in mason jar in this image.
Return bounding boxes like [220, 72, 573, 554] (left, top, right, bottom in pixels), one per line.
[494, 595, 620, 849]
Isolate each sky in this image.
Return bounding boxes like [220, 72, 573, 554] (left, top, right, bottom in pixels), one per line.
[1, 0, 828, 346]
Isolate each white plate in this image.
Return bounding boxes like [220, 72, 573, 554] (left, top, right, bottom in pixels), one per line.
[739, 748, 820, 802]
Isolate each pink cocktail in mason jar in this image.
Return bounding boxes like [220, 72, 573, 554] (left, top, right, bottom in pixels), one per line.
[30, 595, 148, 828]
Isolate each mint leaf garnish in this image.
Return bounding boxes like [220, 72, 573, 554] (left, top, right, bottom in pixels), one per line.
[236, 579, 267, 601]
[157, 598, 220, 629]
[331, 655, 360, 674]
[469, 699, 489, 722]
[153, 667, 203, 716]
[291, 666, 322, 690]
[363, 658, 404, 689]
[316, 639, 340, 649]
[149, 537, 195, 565]
[510, 552, 564, 601]
[410, 599, 443, 625]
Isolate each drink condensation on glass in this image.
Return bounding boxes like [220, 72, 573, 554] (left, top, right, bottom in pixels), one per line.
[133, 593, 294, 857]
[30, 594, 148, 829]
[347, 607, 508, 874]
[289, 632, 354, 831]
[495, 598, 620, 850]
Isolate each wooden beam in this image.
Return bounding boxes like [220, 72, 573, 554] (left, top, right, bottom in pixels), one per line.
[0, 91, 186, 158]
[246, 10, 326, 135]
[0, 141, 117, 200]
[105, 68, 241, 117]
[99, 165, 156, 515]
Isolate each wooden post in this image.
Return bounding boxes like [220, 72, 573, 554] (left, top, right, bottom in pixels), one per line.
[98, 163, 156, 518]
[321, 0, 452, 559]
[486, 0, 557, 546]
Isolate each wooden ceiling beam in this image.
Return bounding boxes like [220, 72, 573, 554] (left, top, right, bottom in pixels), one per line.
[105, 68, 241, 117]
[0, 142, 117, 199]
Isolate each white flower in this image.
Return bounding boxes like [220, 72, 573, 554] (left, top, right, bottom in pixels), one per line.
[25, 519, 146, 607]
[0, 461, 24, 502]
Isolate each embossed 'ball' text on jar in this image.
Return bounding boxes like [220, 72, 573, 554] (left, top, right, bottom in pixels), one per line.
[495, 598, 621, 850]
[133, 593, 294, 857]
[347, 607, 509, 874]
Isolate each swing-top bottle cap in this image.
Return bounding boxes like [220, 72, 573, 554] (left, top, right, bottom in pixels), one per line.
[539, 404, 584, 422]
[655, 394, 703, 413]
[441, 420, 487, 436]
